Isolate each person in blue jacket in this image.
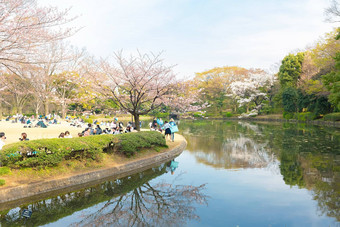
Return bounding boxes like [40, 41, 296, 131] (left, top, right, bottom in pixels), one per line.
[169, 118, 178, 142]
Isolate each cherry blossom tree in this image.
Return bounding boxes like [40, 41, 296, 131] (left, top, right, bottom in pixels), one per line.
[168, 80, 208, 113]
[99, 51, 176, 131]
[229, 71, 276, 113]
[27, 41, 72, 115]
[0, 0, 75, 71]
[0, 71, 32, 114]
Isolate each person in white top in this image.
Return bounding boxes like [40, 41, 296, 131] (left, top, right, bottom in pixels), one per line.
[64, 131, 73, 138]
[0, 132, 6, 150]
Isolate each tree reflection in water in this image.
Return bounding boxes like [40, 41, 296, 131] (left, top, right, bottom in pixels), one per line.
[180, 120, 340, 221]
[0, 162, 208, 227]
[183, 121, 278, 170]
[71, 180, 207, 227]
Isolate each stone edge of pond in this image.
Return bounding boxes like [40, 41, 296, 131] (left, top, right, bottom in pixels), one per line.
[0, 135, 187, 205]
[184, 117, 340, 128]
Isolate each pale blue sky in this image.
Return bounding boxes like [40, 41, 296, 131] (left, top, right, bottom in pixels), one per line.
[40, 0, 336, 78]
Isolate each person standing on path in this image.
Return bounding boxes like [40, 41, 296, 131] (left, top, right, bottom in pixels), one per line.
[163, 121, 171, 140]
[169, 118, 178, 142]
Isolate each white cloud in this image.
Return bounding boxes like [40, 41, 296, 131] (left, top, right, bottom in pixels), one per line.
[39, 0, 336, 78]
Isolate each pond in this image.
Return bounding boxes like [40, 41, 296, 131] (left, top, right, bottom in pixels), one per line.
[0, 120, 339, 226]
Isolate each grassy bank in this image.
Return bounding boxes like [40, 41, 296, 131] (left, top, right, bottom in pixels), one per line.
[0, 131, 169, 187]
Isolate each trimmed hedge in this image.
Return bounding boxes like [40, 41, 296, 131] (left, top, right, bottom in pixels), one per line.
[323, 112, 340, 121]
[0, 131, 167, 168]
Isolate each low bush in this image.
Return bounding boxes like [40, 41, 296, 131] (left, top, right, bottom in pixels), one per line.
[0, 167, 10, 175]
[283, 112, 295, 120]
[155, 112, 169, 118]
[223, 112, 233, 118]
[323, 112, 340, 121]
[0, 132, 166, 168]
[0, 179, 5, 186]
[294, 112, 315, 121]
[106, 131, 167, 157]
[193, 112, 204, 118]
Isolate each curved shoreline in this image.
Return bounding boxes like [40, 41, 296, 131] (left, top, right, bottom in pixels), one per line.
[0, 135, 187, 208]
[187, 117, 340, 128]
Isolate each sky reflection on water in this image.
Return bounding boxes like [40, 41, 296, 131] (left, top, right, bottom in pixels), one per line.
[0, 120, 339, 227]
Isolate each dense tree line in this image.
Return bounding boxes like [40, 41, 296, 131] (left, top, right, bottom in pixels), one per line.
[178, 28, 340, 120]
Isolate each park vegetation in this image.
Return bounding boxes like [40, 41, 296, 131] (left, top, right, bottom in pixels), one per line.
[0, 131, 167, 168]
[0, 0, 339, 123]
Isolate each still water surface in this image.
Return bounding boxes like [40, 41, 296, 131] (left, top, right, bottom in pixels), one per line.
[0, 120, 339, 226]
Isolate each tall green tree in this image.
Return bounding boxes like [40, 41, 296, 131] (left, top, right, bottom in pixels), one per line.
[322, 53, 340, 111]
[278, 53, 304, 88]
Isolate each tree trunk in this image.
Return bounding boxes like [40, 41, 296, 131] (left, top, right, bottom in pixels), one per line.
[44, 100, 49, 116]
[35, 101, 41, 118]
[18, 106, 23, 115]
[0, 101, 2, 120]
[61, 103, 67, 119]
[133, 114, 140, 131]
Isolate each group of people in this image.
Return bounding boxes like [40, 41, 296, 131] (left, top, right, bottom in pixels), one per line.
[78, 121, 134, 137]
[58, 131, 73, 138]
[0, 132, 29, 150]
[150, 118, 178, 142]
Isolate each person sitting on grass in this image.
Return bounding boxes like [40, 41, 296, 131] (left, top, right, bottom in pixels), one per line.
[64, 131, 72, 138]
[96, 125, 102, 135]
[58, 132, 65, 138]
[19, 132, 29, 141]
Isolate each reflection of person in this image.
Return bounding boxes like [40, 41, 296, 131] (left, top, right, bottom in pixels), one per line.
[0, 132, 6, 150]
[167, 160, 179, 175]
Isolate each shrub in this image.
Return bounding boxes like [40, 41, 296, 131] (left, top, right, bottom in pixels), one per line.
[155, 112, 169, 118]
[0, 132, 166, 167]
[193, 112, 204, 118]
[283, 111, 294, 120]
[294, 112, 315, 121]
[0, 167, 10, 175]
[224, 112, 233, 118]
[323, 112, 340, 121]
[0, 179, 5, 186]
[107, 131, 167, 157]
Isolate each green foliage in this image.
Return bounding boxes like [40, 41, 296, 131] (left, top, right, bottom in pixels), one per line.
[155, 112, 169, 118]
[193, 112, 204, 118]
[0, 132, 166, 167]
[294, 112, 315, 121]
[80, 116, 93, 124]
[0, 179, 5, 186]
[323, 112, 340, 121]
[280, 153, 305, 187]
[322, 52, 340, 111]
[224, 112, 233, 118]
[0, 167, 11, 175]
[283, 112, 294, 119]
[282, 87, 298, 113]
[314, 96, 333, 117]
[108, 131, 167, 157]
[278, 52, 304, 88]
